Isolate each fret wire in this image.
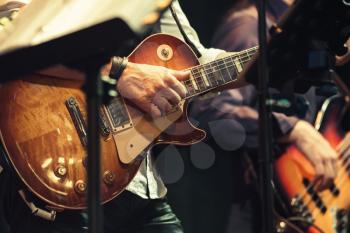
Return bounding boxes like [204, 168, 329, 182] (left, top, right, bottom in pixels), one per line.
[200, 66, 212, 88]
[192, 55, 253, 80]
[191, 67, 208, 90]
[212, 60, 224, 85]
[229, 55, 240, 77]
[217, 57, 237, 80]
[182, 80, 189, 95]
[189, 46, 258, 75]
[183, 78, 195, 97]
[209, 59, 225, 85]
[223, 58, 234, 81]
[213, 60, 226, 84]
[220, 57, 234, 82]
[216, 59, 231, 82]
[194, 63, 237, 76]
[192, 67, 202, 91]
[181, 46, 259, 98]
[195, 67, 206, 90]
[238, 53, 244, 70]
[206, 61, 218, 86]
[203, 63, 215, 87]
[229, 57, 239, 80]
[185, 63, 249, 99]
[204, 58, 231, 85]
[246, 50, 251, 60]
[191, 67, 202, 80]
[191, 67, 211, 93]
[191, 69, 201, 92]
[194, 65, 235, 91]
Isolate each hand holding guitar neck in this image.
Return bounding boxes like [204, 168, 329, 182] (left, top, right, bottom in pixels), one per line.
[117, 62, 189, 118]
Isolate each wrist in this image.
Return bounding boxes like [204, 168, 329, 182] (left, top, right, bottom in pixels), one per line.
[109, 56, 128, 80]
[280, 120, 304, 143]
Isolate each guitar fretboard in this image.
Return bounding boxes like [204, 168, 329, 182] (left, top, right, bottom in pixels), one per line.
[182, 46, 258, 98]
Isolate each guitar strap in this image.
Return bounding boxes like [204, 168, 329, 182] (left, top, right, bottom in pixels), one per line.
[169, 3, 202, 58]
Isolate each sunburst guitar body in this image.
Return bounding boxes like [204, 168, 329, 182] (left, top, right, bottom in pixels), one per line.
[275, 95, 350, 233]
[0, 33, 255, 209]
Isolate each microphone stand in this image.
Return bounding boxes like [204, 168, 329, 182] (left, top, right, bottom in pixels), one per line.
[256, 0, 275, 232]
[84, 59, 106, 233]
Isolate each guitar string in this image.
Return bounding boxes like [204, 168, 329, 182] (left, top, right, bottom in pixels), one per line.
[181, 48, 257, 75]
[310, 137, 350, 221]
[181, 51, 257, 99]
[297, 133, 350, 202]
[193, 48, 256, 76]
[310, 135, 350, 216]
[295, 134, 350, 202]
[181, 47, 257, 84]
[182, 49, 256, 89]
[298, 134, 350, 217]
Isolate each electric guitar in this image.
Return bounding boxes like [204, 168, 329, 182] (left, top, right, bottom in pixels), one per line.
[275, 95, 350, 233]
[0, 33, 257, 209]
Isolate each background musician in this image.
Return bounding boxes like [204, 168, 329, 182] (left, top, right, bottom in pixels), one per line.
[168, 0, 342, 232]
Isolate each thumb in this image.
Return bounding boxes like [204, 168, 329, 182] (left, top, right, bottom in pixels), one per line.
[170, 69, 190, 81]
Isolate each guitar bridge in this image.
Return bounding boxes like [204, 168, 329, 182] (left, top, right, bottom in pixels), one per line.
[290, 195, 314, 224]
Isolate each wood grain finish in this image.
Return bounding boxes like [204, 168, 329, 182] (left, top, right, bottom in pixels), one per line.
[0, 75, 142, 209]
[275, 96, 350, 233]
[128, 33, 206, 146]
[0, 33, 204, 209]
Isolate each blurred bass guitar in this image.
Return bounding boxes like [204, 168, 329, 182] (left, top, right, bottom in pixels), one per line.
[275, 95, 350, 233]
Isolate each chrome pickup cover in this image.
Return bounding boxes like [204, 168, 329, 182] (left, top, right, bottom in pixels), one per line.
[104, 95, 133, 133]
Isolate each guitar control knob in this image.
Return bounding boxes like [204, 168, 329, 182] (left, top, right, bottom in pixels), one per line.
[54, 164, 67, 178]
[157, 44, 173, 61]
[74, 180, 86, 195]
[103, 170, 116, 185]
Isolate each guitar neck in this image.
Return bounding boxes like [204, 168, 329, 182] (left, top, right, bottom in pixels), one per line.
[183, 46, 259, 99]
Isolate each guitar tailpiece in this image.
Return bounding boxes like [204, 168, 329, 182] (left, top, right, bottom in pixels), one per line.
[18, 190, 56, 221]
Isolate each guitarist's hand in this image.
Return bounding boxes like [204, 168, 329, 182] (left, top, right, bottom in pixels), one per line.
[282, 120, 338, 191]
[117, 62, 189, 117]
[335, 37, 350, 66]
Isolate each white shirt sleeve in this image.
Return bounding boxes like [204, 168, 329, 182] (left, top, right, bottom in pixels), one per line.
[157, 0, 224, 64]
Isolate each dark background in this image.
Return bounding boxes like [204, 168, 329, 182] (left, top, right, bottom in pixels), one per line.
[180, 0, 234, 47]
[162, 2, 242, 233]
[159, 2, 350, 233]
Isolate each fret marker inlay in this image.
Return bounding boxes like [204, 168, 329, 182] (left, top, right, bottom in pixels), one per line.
[190, 75, 199, 91]
[200, 68, 210, 87]
[233, 58, 243, 73]
[182, 46, 259, 99]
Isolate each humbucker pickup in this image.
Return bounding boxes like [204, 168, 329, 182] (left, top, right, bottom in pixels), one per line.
[66, 97, 113, 146]
[104, 94, 133, 133]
